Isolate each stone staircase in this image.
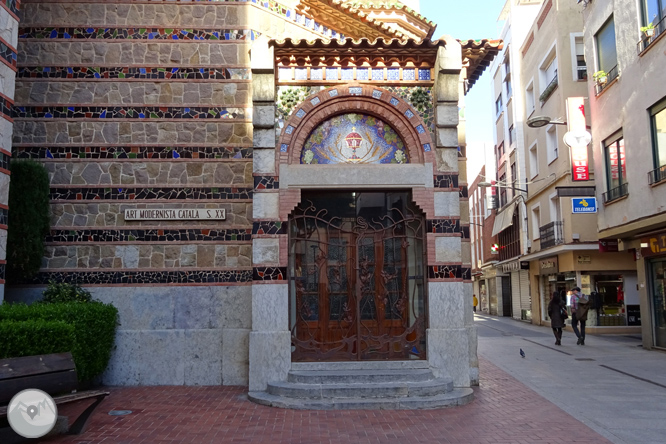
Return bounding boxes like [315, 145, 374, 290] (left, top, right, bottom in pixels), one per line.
[248, 361, 474, 410]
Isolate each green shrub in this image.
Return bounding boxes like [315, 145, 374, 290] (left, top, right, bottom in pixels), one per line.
[6, 160, 51, 284]
[0, 320, 75, 358]
[0, 302, 119, 381]
[42, 282, 93, 304]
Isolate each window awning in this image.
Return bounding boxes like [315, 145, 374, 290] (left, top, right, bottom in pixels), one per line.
[491, 202, 517, 237]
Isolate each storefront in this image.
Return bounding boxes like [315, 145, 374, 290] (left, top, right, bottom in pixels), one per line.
[642, 230, 666, 349]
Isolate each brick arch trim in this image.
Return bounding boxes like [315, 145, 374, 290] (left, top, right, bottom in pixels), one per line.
[277, 84, 436, 166]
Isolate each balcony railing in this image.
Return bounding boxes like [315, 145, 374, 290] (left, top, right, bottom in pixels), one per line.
[539, 221, 564, 249]
[539, 71, 558, 104]
[602, 182, 629, 203]
[595, 65, 619, 95]
[649, 164, 666, 185]
[637, 15, 666, 54]
[577, 66, 588, 80]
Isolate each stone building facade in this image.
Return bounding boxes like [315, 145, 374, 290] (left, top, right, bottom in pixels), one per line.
[5, 0, 499, 396]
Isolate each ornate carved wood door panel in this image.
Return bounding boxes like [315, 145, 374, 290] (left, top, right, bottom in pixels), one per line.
[289, 191, 427, 361]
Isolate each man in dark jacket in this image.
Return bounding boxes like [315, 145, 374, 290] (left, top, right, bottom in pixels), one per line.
[571, 287, 590, 345]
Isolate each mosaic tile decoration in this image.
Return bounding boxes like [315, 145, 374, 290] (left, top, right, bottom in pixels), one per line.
[301, 113, 408, 165]
[19, 28, 257, 41]
[46, 228, 253, 243]
[49, 187, 253, 201]
[427, 218, 461, 234]
[15, 106, 247, 120]
[3, 0, 18, 16]
[253, 267, 287, 281]
[357, 69, 369, 81]
[403, 69, 415, 81]
[385, 86, 434, 135]
[17, 66, 250, 80]
[341, 68, 354, 80]
[434, 175, 460, 189]
[21, 269, 253, 285]
[0, 207, 8, 226]
[13, 146, 252, 160]
[0, 95, 12, 118]
[310, 68, 323, 80]
[0, 40, 17, 68]
[423, 143, 431, 152]
[254, 176, 279, 190]
[418, 69, 431, 81]
[252, 221, 286, 235]
[428, 265, 471, 280]
[0, 151, 9, 171]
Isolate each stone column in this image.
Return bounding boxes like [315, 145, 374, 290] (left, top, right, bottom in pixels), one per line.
[0, 3, 19, 301]
[427, 39, 476, 388]
[248, 37, 291, 391]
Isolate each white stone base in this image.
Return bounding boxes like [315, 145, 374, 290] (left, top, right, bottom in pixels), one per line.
[249, 331, 291, 391]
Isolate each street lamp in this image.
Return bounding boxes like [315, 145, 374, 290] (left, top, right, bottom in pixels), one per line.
[526, 115, 567, 128]
[478, 181, 528, 193]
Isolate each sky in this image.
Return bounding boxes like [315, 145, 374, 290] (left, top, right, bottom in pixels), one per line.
[420, 0, 506, 180]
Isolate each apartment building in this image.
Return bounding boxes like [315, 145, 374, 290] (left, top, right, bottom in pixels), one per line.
[582, 0, 666, 347]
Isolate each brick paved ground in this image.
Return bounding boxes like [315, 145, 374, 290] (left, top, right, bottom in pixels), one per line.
[45, 358, 611, 444]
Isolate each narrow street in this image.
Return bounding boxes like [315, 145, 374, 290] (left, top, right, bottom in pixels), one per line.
[476, 314, 666, 444]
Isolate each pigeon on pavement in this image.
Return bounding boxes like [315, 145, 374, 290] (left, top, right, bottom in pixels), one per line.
[520, 348, 525, 358]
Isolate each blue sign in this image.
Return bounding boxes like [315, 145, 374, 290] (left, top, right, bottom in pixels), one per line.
[572, 198, 597, 213]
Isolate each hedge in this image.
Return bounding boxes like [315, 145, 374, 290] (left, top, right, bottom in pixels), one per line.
[0, 302, 118, 381]
[0, 320, 75, 358]
[6, 159, 51, 284]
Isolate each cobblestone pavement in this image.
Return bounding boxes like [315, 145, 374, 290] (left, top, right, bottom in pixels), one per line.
[45, 356, 611, 444]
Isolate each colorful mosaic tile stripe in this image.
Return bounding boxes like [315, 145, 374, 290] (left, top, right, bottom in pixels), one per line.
[253, 267, 287, 281]
[0, 150, 9, 171]
[49, 187, 253, 201]
[0, 207, 8, 226]
[17, 67, 250, 80]
[252, 221, 286, 235]
[386, 86, 434, 134]
[0, 40, 17, 68]
[15, 106, 247, 120]
[20, 28, 257, 41]
[428, 265, 471, 280]
[254, 176, 279, 190]
[14, 146, 252, 160]
[22, 269, 253, 285]
[3, 0, 19, 16]
[46, 228, 253, 243]
[434, 175, 459, 188]
[427, 218, 461, 234]
[0, 95, 12, 119]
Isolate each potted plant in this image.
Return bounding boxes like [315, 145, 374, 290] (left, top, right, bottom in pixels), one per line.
[641, 23, 656, 37]
[593, 70, 608, 85]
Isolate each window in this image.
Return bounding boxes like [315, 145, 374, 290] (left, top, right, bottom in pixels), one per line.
[546, 125, 558, 163]
[596, 16, 618, 75]
[504, 58, 512, 99]
[499, 173, 507, 207]
[525, 81, 535, 115]
[531, 205, 541, 240]
[510, 162, 517, 186]
[495, 94, 503, 117]
[641, 0, 663, 27]
[509, 125, 516, 146]
[529, 142, 538, 179]
[538, 43, 558, 103]
[573, 35, 587, 80]
[603, 133, 628, 201]
[649, 98, 666, 183]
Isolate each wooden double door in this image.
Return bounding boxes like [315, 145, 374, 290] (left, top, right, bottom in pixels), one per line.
[289, 191, 426, 361]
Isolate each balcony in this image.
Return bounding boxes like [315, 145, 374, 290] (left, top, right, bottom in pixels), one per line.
[649, 164, 666, 185]
[595, 65, 619, 95]
[637, 15, 666, 54]
[539, 221, 564, 249]
[602, 182, 629, 203]
[539, 71, 558, 104]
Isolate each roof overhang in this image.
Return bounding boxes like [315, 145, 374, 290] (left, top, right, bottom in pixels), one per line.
[459, 39, 504, 91]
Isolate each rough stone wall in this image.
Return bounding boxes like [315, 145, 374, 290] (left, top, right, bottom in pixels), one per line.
[8, 0, 325, 385]
[0, 0, 19, 302]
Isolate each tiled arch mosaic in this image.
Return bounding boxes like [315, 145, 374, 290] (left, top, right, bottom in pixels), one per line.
[277, 84, 436, 166]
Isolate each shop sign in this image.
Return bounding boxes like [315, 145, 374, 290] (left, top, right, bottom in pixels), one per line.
[599, 239, 619, 252]
[577, 255, 591, 264]
[538, 256, 559, 274]
[572, 198, 596, 213]
[564, 97, 591, 181]
[498, 260, 525, 273]
[124, 208, 226, 221]
[641, 230, 666, 258]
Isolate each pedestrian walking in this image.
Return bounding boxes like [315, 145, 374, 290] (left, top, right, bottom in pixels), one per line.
[571, 286, 590, 345]
[547, 291, 567, 345]
[473, 294, 478, 313]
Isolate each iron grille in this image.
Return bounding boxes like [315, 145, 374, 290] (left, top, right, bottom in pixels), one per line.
[539, 221, 564, 249]
[602, 182, 628, 203]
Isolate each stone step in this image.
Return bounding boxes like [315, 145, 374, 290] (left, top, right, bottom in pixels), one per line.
[267, 378, 454, 399]
[291, 361, 429, 371]
[248, 388, 475, 410]
[287, 369, 434, 384]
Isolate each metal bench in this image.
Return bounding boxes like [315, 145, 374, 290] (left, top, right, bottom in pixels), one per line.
[0, 352, 109, 439]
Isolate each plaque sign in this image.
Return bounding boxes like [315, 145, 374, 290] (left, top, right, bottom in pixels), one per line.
[124, 208, 226, 221]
